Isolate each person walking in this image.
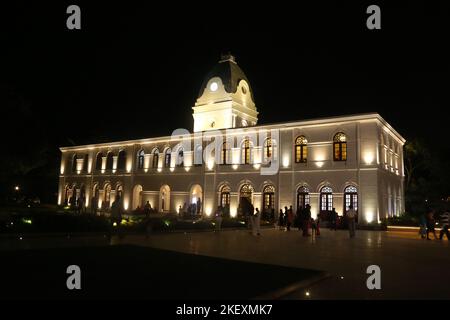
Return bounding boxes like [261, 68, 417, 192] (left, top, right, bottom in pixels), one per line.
[278, 209, 284, 230]
[296, 206, 303, 232]
[330, 208, 338, 231]
[303, 205, 311, 237]
[347, 204, 357, 238]
[254, 208, 261, 236]
[439, 210, 449, 240]
[144, 201, 151, 218]
[287, 206, 294, 231]
[426, 210, 438, 240]
[215, 206, 223, 232]
[316, 214, 321, 236]
[110, 195, 124, 239]
[283, 206, 288, 229]
[419, 213, 427, 239]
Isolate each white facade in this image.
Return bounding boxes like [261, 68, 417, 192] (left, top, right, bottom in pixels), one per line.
[58, 55, 405, 225]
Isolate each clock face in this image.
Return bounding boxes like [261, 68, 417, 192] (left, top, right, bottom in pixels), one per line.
[210, 82, 218, 92]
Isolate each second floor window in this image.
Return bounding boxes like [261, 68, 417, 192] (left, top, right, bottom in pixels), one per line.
[295, 136, 307, 163]
[137, 150, 145, 169]
[221, 142, 229, 164]
[241, 139, 251, 164]
[333, 132, 347, 161]
[164, 149, 171, 168]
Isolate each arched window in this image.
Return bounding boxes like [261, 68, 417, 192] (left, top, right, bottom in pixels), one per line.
[220, 185, 231, 207]
[194, 144, 203, 166]
[295, 136, 307, 163]
[164, 148, 172, 168]
[177, 148, 184, 167]
[95, 153, 103, 171]
[297, 186, 310, 209]
[82, 154, 89, 173]
[221, 142, 230, 164]
[117, 150, 126, 171]
[320, 186, 333, 213]
[152, 150, 159, 168]
[106, 152, 114, 171]
[71, 154, 78, 173]
[137, 150, 145, 170]
[333, 132, 347, 161]
[241, 138, 251, 164]
[263, 139, 273, 163]
[263, 185, 275, 210]
[344, 186, 358, 214]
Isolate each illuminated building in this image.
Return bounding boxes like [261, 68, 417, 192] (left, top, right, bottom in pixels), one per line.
[58, 54, 405, 224]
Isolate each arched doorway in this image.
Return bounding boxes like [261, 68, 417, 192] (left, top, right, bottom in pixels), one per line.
[160, 185, 170, 212]
[115, 184, 123, 202]
[190, 184, 202, 215]
[239, 183, 254, 216]
[320, 186, 333, 219]
[79, 185, 86, 211]
[64, 185, 70, 205]
[219, 185, 231, 207]
[132, 185, 143, 210]
[92, 184, 100, 211]
[297, 186, 310, 209]
[344, 186, 358, 215]
[104, 184, 112, 209]
[262, 185, 275, 212]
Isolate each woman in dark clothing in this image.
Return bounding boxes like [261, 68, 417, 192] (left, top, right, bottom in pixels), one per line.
[302, 205, 311, 236]
[426, 210, 437, 240]
[278, 209, 284, 230]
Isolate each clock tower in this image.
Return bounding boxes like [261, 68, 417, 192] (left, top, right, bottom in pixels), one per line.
[192, 54, 258, 132]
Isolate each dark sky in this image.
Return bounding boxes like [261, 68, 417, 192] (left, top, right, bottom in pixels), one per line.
[1, 1, 449, 154]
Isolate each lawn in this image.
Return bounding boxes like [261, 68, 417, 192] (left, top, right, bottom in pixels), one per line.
[0, 245, 322, 300]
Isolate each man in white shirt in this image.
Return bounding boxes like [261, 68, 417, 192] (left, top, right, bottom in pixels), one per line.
[347, 204, 357, 238]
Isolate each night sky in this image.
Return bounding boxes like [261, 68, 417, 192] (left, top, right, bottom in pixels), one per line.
[1, 1, 449, 200]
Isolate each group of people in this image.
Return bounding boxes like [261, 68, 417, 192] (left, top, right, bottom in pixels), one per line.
[419, 209, 449, 240]
[177, 200, 203, 218]
[277, 204, 358, 238]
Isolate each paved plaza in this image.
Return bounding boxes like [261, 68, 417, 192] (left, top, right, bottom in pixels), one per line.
[121, 228, 450, 299]
[1, 228, 448, 299]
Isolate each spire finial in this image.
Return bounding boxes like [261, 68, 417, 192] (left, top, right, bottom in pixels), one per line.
[219, 52, 236, 64]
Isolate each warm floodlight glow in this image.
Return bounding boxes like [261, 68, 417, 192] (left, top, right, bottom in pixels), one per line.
[230, 206, 237, 218]
[207, 160, 214, 170]
[282, 156, 290, 168]
[210, 82, 218, 92]
[126, 163, 132, 173]
[170, 167, 175, 172]
[365, 210, 374, 223]
[316, 161, 324, 168]
[364, 153, 374, 165]
[123, 200, 129, 211]
[157, 167, 162, 173]
[253, 163, 261, 170]
[205, 207, 212, 216]
[14, 186, 20, 191]
[232, 164, 239, 170]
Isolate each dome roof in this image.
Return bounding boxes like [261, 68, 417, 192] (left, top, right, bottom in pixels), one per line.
[198, 54, 254, 100]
